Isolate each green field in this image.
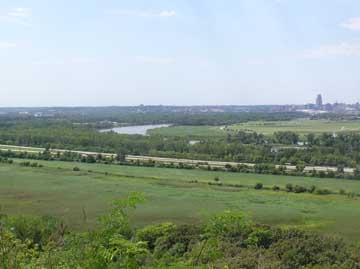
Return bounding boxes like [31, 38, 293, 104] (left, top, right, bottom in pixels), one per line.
[149, 119, 360, 137]
[1, 159, 360, 241]
[229, 119, 360, 135]
[148, 125, 229, 137]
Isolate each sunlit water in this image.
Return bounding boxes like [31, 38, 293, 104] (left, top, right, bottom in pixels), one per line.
[99, 124, 171, 135]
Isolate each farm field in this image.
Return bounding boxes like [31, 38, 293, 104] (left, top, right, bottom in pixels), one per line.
[149, 119, 360, 137]
[228, 119, 360, 135]
[1, 159, 360, 241]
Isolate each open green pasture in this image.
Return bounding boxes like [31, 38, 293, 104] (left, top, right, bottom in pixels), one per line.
[1, 159, 360, 241]
[149, 119, 360, 137]
[228, 119, 360, 135]
[148, 125, 229, 137]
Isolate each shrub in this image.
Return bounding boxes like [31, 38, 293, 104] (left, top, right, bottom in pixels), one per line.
[1, 215, 62, 248]
[224, 164, 232, 169]
[73, 167, 80, 171]
[136, 222, 176, 250]
[308, 185, 316, 193]
[315, 188, 332, 195]
[254, 183, 263, 190]
[285, 184, 293, 192]
[272, 185, 280, 191]
[339, 189, 346, 195]
[293, 185, 307, 193]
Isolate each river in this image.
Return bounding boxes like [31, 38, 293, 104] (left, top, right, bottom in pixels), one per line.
[99, 124, 171, 135]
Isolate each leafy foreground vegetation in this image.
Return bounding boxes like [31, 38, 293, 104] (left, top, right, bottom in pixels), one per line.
[1, 193, 360, 269]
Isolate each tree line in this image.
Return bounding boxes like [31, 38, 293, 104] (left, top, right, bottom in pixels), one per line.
[1, 120, 360, 168]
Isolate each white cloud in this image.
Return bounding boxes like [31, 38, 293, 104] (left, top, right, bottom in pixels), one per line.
[0, 41, 17, 49]
[135, 56, 174, 65]
[341, 17, 360, 31]
[159, 10, 176, 17]
[33, 57, 97, 66]
[0, 7, 32, 25]
[7, 7, 32, 18]
[303, 42, 360, 59]
[106, 9, 176, 18]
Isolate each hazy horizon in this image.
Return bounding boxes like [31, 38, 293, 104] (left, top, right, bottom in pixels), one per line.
[0, 98, 355, 108]
[1, 0, 360, 106]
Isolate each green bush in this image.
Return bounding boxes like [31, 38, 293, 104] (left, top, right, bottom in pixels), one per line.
[136, 223, 176, 250]
[285, 183, 293, 192]
[315, 188, 332, 195]
[293, 185, 307, 193]
[1, 194, 359, 269]
[272, 185, 280, 191]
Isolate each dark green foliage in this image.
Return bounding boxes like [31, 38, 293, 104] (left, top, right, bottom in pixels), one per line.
[135, 223, 176, 250]
[293, 185, 307, 193]
[274, 131, 299, 145]
[285, 183, 293, 192]
[0, 215, 62, 249]
[308, 185, 317, 193]
[1, 196, 360, 269]
[272, 185, 280, 191]
[254, 182, 263, 190]
[315, 188, 332, 195]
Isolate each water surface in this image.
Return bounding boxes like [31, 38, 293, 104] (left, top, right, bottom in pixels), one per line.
[100, 124, 171, 135]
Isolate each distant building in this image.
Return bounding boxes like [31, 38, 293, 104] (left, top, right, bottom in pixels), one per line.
[316, 94, 323, 108]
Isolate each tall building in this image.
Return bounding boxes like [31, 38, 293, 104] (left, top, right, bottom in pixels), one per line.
[316, 94, 323, 108]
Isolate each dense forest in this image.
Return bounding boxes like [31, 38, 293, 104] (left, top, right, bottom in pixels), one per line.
[1, 193, 360, 269]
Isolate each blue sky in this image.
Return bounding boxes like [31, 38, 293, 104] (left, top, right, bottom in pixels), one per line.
[1, 0, 360, 106]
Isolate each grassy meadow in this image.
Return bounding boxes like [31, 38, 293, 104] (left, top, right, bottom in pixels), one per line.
[1, 159, 360, 241]
[149, 119, 360, 137]
[148, 125, 229, 137]
[228, 119, 360, 135]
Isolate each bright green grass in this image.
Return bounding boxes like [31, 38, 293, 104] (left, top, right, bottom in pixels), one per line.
[1, 160, 360, 241]
[149, 119, 360, 138]
[229, 119, 360, 136]
[13, 158, 360, 193]
[148, 125, 229, 137]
